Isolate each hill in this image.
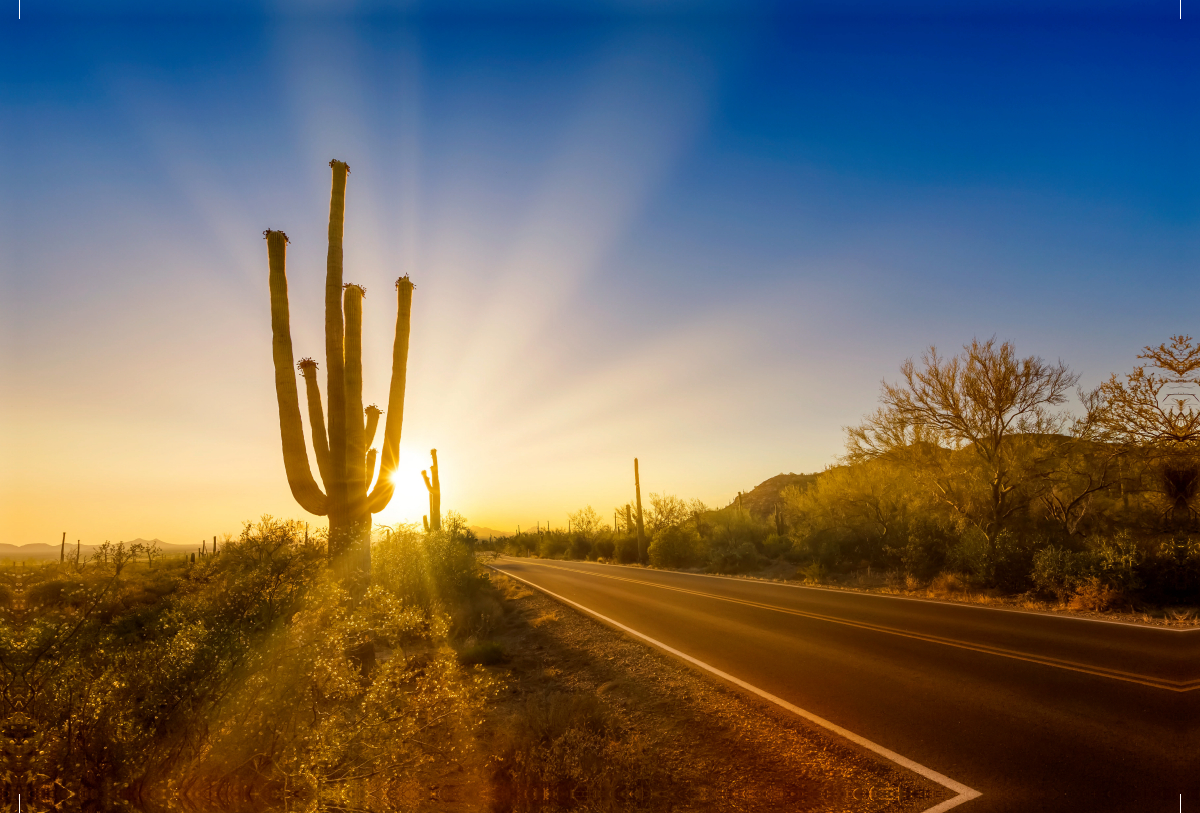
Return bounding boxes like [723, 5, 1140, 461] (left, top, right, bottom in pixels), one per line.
[724, 472, 821, 518]
[470, 525, 511, 540]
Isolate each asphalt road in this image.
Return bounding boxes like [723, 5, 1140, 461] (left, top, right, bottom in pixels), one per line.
[489, 556, 1200, 813]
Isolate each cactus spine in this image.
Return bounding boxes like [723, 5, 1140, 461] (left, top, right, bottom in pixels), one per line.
[422, 449, 442, 532]
[633, 458, 646, 564]
[266, 159, 414, 578]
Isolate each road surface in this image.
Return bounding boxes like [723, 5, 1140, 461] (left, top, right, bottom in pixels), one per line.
[489, 556, 1200, 813]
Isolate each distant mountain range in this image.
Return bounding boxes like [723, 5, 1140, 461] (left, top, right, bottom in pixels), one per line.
[0, 538, 201, 561]
[470, 525, 511, 540]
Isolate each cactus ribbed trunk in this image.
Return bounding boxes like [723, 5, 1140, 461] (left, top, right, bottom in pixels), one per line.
[266, 159, 413, 584]
[325, 160, 351, 556]
[634, 458, 646, 564]
[422, 449, 442, 531]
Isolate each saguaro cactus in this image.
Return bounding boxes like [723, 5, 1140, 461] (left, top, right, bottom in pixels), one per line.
[266, 159, 414, 578]
[633, 458, 646, 564]
[422, 449, 442, 532]
[774, 503, 785, 536]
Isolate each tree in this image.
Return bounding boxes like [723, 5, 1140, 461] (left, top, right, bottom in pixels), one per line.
[567, 506, 603, 538]
[1083, 335, 1200, 525]
[647, 493, 689, 534]
[847, 337, 1078, 556]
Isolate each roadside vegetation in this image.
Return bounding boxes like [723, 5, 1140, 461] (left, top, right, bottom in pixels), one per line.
[490, 336, 1200, 617]
[1, 518, 495, 810]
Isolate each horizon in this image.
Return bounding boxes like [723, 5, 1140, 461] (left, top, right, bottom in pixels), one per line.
[2, 4, 1196, 546]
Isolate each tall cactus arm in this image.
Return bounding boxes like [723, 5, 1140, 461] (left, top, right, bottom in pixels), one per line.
[366, 276, 414, 513]
[325, 160, 350, 517]
[266, 230, 328, 515]
[422, 469, 433, 493]
[364, 404, 382, 449]
[343, 284, 367, 507]
[365, 448, 378, 489]
[364, 404, 382, 487]
[297, 358, 332, 488]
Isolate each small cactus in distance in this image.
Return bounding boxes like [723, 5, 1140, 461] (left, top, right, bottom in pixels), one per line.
[633, 458, 646, 564]
[422, 449, 442, 532]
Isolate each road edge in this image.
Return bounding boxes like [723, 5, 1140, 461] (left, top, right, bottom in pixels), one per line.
[490, 563, 983, 813]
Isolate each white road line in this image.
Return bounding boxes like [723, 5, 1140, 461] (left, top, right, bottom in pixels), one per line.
[498, 555, 1196, 633]
[493, 564, 983, 813]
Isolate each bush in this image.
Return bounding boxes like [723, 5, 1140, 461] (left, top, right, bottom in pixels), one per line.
[707, 542, 761, 574]
[459, 640, 507, 666]
[593, 537, 616, 560]
[615, 535, 640, 563]
[374, 525, 482, 609]
[568, 533, 593, 560]
[648, 526, 702, 568]
[1031, 545, 1086, 601]
[761, 533, 790, 559]
[539, 534, 569, 559]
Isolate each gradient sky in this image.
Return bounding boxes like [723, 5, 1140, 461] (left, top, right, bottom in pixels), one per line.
[1, 2, 1196, 546]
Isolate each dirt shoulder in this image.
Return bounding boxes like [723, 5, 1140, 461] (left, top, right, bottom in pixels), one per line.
[475, 569, 951, 813]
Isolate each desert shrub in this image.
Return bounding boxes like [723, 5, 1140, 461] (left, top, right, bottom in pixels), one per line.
[888, 516, 956, 579]
[459, 640, 507, 666]
[928, 571, 970, 595]
[593, 537, 616, 560]
[539, 533, 569, 559]
[648, 526, 702, 568]
[374, 524, 482, 609]
[615, 535, 640, 563]
[568, 532, 593, 560]
[1069, 577, 1124, 611]
[761, 533, 790, 559]
[1092, 531, 1144, 593]
[797, 561, 826, 583]
[1031, 545, 1088, 601]
[707, 542, 761, 574]
[944, 529, 989, 578]
[987, 531, 1040, 593]
[1136, 536, 1200, 603]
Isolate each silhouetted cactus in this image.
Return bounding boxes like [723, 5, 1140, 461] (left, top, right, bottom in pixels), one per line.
[266, 160, 414, 578]
[422, 449, 442, 531]
[774, 503, 785, 536]
[634, 458, 646, 564]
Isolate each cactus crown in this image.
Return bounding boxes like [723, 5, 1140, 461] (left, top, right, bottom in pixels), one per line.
[263, 229, 289, 243]
[365, 404, 383, 416]
[396, 275, 415, 291]
[329, 159, 350, 173]
[343, 283, 366, 296]
[297, 357, 319, 373]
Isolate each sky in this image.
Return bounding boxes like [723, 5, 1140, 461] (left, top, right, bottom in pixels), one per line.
[0, 2, 1196, 545]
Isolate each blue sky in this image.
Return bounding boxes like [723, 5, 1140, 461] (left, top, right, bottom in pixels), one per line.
[0, 3, 1195, 544]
